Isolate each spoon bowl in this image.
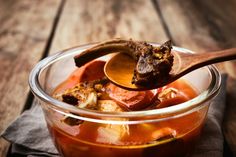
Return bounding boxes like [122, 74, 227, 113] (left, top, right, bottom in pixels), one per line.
[105, 47, 236, 90]
[104, 50, 188, 90]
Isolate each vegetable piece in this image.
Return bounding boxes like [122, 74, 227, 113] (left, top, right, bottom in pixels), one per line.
[61, 60, 106, 90]
[158, 87, 178, 100]
[157, 87, 189, 108]
[96, 124, 129, 145]
[78, 60, 106, 82]
[78, 92, 97, 109]
[97, 100, 125, 112]
[105, 83, 155, 110]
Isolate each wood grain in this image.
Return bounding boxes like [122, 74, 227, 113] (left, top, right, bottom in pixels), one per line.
[49, 0, 168, 55]
[156, 0, 236, 51]
[0, 0, 168, 156]
[1, 0, 235, 156]
[156, 0, 236, 155]
[0, 0, 62, 156]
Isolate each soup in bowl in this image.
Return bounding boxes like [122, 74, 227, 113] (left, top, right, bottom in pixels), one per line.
[29, 42, 221, 157]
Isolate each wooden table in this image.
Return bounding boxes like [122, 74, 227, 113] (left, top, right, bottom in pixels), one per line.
[0, 0, 236, 156]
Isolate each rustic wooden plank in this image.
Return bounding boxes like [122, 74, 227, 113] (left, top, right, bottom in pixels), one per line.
[156, 0, 236, 51]
[156, 0, 236, 155]
[49, 0, 168, 55]
[0, 0, 62, 156]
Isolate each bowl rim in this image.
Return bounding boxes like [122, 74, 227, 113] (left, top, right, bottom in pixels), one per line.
[29, 42, 221, 121]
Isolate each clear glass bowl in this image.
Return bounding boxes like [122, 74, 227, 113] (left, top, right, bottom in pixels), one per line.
[29, 43, 221, 157]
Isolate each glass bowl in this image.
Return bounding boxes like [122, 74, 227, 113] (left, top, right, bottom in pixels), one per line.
[29, 43, 221, 157]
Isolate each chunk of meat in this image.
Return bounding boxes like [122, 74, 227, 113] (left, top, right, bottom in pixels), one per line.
[152, 127, 177, 141]
[56, 83, 98, 109]
[130, 40, 174, 85]
[105, 83, 155, 110]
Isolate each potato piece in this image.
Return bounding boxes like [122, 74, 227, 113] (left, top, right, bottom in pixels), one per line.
[96, 124, 129, 145]
[96, 100, 129, 144]
[97, 100, 124, 112]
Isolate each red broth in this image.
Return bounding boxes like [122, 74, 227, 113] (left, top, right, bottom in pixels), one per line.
[47, 61, 208, 157]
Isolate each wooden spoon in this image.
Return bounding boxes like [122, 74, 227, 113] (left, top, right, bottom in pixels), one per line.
[74, 39, 236, 90]
[105, 48, 236, 90]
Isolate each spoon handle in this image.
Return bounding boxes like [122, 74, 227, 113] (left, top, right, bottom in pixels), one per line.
[186, 48, 236, 69]
[198, 48, 236, 64]
[177, 48, 236, 78]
